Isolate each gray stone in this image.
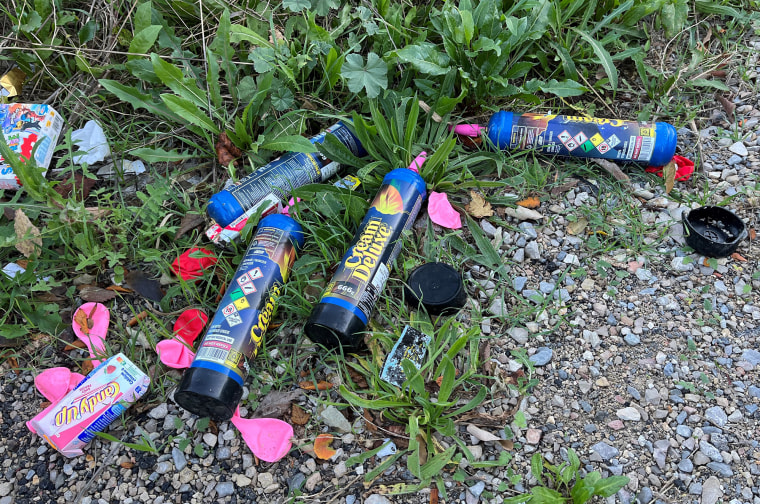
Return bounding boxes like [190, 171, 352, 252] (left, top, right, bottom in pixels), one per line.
[365, 495, 392, 504]
[513, 277, 528, 292]
[288, 473, 306, 492]
[637, 487, 653, 504]
[694, 452, 711, 465]
[624, 334, 641, 346]
[216, 446, 231, 460]
[705, 406, 727, 427]
[346, 496, 357, 504]
[320, 406, 352, 433]
[518, 222, 538, 239]
[0, 483, 11, 498]
[678, 458, 693, 473]
[671, 256, 693, 272]
[627, 386, 641, 401]
[729, 141, 748, 156]
[653, 439, 670, 469]
[701, 476, 722, 504]
[508, 327, 529, 345]
[676, 425, 692, 438]
[148, 403, 168, 420]
[156, 462, 172, 475]
[216, 481, 235, 498]
[539, 281, 555, 294]
[748, 385, 760, 398]
[699, 440, 723, 462]
[469, 481, 486, 497]
[741, 349, 760, 367]
[727, 154, 743, 165]
[525, 241, 540, 260]
[616, 407, 641, 421]
[481, 220, 498, 238]
[172, 447, 187, 472]
[591, 441, 619, 461]
[644, 388, 661, 406]
[688, 482, 702, 495]
[529, 347, 553, 366]
[488, 298, 508, 317]
[707, 462, 733, 477]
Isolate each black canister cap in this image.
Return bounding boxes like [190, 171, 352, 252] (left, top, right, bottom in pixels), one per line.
[404, 262, 467, 315]
[174, 366, 243, 421]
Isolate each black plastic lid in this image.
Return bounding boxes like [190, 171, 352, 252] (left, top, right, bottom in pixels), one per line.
[305, 302, 367, 352]
[174, 366, 242, 421]
[404, 262, 467, 315]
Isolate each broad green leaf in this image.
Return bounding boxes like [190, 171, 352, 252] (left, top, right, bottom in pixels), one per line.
[341, 53, 388, 98]
[131, 147, 195, 163]
[0, 325, 27, 339]
[340, 385, 412, 409]
[78, 19, 98, 44]
[531, 486, 567, 503]
[689, 78, 729, 91]
[128, 25, 162, 60]
[134, 1, 152, 33]
[151, 54, 208, 108]
[593, 475, 630, 497]
[206, 48, 222, 109]
[161, 94, 218, 133]
[571, 478, 594, 504]
[210, 9, 237, 102]
[460, 8, 475, 46]
[393, 43, 451, 76]
[573, 28, 618, 91]
[694, 0, 740, 17]
[420, 446, 456, 480]
[539, 79, 588, 97]
[531, 453, 544, 484]
[99, 80, 178, 121]
[283, 0, 310, 11]
[259, 135, 316, 153]
[229, 24, 273, 48]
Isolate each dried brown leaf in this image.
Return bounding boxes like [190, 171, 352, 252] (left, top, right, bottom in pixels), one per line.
[299, 380, 333, 391]
[119, 461, 135, 469]
[347, 367, 368, 388]
[716, 94, 736, 123]
[662, 159, 676, 194]
[106, 285, 133, 293]
[291, 404, 311, 425]
[252, 389, 303, 418]
[80, 359, 94, 374]
[79, 286, 117, 303]
[314, 433, 337, 460]
[567, 217, 588, 236]
[465, 191, 493, 218]
[64, 340, 88, 351]
[14, 209, 42, 258]
[3, 207, 15, 220]
[54, 173, 96, 201]
[550, 179, 579, 196]
[127, 311, 149, 327]
[175, 213, 206, 240]
[516, 196, 540, 209]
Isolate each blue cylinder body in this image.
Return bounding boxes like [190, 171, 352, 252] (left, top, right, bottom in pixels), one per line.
[305, 169, 427, 350]
[486, 111, 677, 167]
[174, 214, 304, 420]
[207, 122, 366, 227]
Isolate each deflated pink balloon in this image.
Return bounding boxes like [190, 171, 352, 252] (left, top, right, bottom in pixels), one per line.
[173, 309, 208, 345]
[27, 367, 85, 434]
[72, 302, 110, 366]
[281, 197, 302, 217]
[428, 192, 462, 229]
[450, 124, 485, 137]
[156, 339, 196, 369]
[408, 152, 427, 173]
[231, 407, 293, 463]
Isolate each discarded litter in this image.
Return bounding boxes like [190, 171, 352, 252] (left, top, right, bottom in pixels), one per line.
[27, 353, 150, 458]
[171, 247, 218, 281]
[645, 155, 694, 182]
[175, 214, 304, 421]
[305, 154, 428, 350]
[230, 407, 294, 463]
[71, 120, 110, 165]
[156, 309, 208, 369]
[72, 302, 110, 366]
[682, 206, 747, 258]
[404, 262, 467, 316]
[456, 111, 677, 167]
[206, 122, 366, 228]
[427, 191, 462, 229]
[380, 326, 431, 388]
[0, 68, 26, 97]
[206, 174, 362, 247]
[0, 103, 64, 190]
[96, 159, 146, 178]
[376, 438, 398, 458]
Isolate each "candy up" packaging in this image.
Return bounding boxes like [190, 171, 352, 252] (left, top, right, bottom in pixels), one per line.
[28, 353, 150, 457]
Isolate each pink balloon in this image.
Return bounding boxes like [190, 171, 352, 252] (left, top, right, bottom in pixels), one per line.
[451, 124, 485, 137]
[408, 152, 427, 173]
[156, 339, 196, 369]
[72, 302, 110, 366]
[231, 408, 293, 463]
[428, 192, 462, 229]
[27, 367, 85, 434]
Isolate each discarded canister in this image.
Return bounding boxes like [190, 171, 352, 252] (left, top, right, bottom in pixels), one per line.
[175, 214, 304, 420]
[486, 111, 677, 167]
[305, 163, 427, 351]
[207, 122, 366, 227]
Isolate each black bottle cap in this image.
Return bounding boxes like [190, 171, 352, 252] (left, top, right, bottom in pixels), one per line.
[404, 262, 467, 315]
[174, 366, 242, 421]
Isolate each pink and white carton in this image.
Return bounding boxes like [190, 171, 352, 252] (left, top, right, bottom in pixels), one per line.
[28, 353, 150, 457]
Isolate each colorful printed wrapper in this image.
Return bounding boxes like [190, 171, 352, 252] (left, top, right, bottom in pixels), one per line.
[0, 103, 64, 190]
[28, 353, 150, 457]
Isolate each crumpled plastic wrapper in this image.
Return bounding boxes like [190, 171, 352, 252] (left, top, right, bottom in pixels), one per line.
[71, 120, 110, 165]
[0, 68, 26, 97]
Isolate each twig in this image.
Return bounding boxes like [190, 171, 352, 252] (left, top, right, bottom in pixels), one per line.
[591, 158, 632, 187]
[325, 474, 364, 504]
[689, 118, 706, 175]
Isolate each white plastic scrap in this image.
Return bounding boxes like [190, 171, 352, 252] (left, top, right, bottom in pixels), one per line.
[377, 438, 397, 458]
[71, 120, 111, 165]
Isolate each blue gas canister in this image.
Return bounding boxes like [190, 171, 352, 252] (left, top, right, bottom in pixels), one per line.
[175, 214, 304, 421]
[207, 122, 366, 227]
[305, 157, 427, 351]
[486, 111, 677, 167]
